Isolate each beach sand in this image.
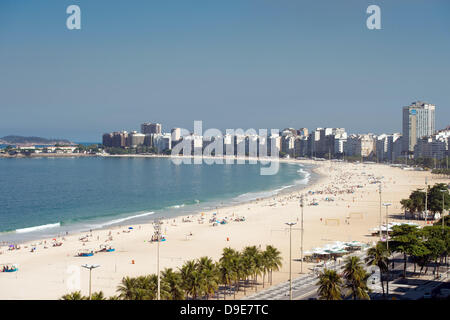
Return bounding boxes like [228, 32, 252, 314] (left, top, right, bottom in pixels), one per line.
[0, 160, 447, 299]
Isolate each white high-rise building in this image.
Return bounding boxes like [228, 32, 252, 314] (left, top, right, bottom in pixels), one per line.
[154, 133, 172, 153]
[402, 101, 435, 153]
[414, 128, 450, 160]
[376, 133, 402, 162]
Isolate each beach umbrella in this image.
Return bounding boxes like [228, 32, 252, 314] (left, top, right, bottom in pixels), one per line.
[128, 227, 133, 230]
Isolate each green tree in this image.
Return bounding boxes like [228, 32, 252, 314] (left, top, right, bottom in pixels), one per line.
[390, 224, 420, 278]
[161, 268, 185, 300]
[116, 276, 138, 300]
[409, 242, 431, 274]
[342, 256, 370, 300]
[196, 257, 219, 299]
[427, 183, 450, 214]
[400, 198, 413, 215]
[179, 260, 205, 299]
[242, 246, 263, 291]
[264, 245, 283, 285]
[422, 225, 447, 277]
[219, 248, 240, 299]
[60, 291, 86, 300]
[365, 242, 389, 297]
[260, 249, 271, 288]
[218, 258, 235, 300]
[316, 269, 343, 300]
[90, 291, 106, 300]
[116, 275, 161, 300]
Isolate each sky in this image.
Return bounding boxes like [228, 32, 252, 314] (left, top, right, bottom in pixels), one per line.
[0, 0, 449, 141]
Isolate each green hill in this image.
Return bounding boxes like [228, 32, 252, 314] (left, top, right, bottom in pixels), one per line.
[0, 135, 73, 145]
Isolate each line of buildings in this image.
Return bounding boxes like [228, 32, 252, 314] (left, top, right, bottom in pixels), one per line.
[101, 101, 449, 162]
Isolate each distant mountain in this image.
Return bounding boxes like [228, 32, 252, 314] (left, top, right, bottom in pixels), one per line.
[0, 135, 73, 146]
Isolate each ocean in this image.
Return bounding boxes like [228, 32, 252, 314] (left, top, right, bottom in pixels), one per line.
[0, 156, 314, 243]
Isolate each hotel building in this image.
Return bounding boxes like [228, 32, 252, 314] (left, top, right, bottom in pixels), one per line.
[402, 101, 435, 153]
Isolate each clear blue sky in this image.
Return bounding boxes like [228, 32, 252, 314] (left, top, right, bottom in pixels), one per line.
[1, 0, 449, 141]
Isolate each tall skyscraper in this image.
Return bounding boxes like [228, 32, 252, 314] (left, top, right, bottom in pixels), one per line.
[141, 123, 162, 135]
[402, 101, 435, 153]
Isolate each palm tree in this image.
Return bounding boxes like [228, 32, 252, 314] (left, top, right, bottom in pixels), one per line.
[196, 257, 219, 299]
[90, 291, 106, 300]
[240, 253, 254, 294]
[218, 260, 234, 299]
[343, 256, 370, 300]
[161, 268, 184, 300]
[179, 260, 196, 299]
[180, 260, 206, 299]
[265, 245, 283, 285]
[242, 246, 263, 291]
[116, 275, 159, 300]
[135, 275, 158, 300]
[260, 250, 271, 288]
[60, 291, 86, 300]
[117, 276, 138, 300]
[229, 252, 244, 298]
[219, 248, 240, 298]
[365, 242, 388, 297]
[191, 270, 206, 299]
[316, 269, 342, 300]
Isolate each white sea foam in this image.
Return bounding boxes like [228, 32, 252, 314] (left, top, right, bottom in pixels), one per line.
[234, 185, 295, 202]
[94, 211, 155, 228]
[296, 168, 311, 185]
[170, 204, 186, 209]
[15, 222, 61, 234]
[233, 166, 311, 202]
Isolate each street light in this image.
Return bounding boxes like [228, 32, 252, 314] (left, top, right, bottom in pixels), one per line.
[300, 195, 304, 274]
[382, 202, 391, 298]
[81, 264, 100, 299]
[379, 184, 382, 242]
[382, 203, 392, 250]
[285, 222, 297, 301]
[153, 219, 163, 300]
[425, 177, 428, 225]
[440, 189, 448, 234]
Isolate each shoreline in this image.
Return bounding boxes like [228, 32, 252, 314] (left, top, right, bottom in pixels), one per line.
[0, 157, 321, 245]
[1, 159, 447, 299]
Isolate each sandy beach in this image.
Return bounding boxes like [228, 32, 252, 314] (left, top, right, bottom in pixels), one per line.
[0, 159, 448, 299]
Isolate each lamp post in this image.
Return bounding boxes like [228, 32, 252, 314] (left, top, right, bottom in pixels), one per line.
[425, 177, 428, 225]
[81, 264, 100, 299]
[285, 222, 297, 300]
[379, 184, 382, 241]
[153, 219, 163, 300]
[444, 189, 449, 276]
[382, 203, 391, 298]
[300, 195, 304, 274]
